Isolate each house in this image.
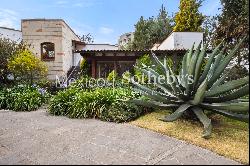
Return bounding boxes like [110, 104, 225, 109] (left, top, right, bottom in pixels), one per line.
[1, 19, 204, 80]
[83, 44, 118, 50]
[21, 19, 84, 80]
[75, 49, 188, 78]
[76, 31, 204, 78]
[0, 19, 122, 80]
[0, 27, 22, 43]
[154, 32, 204, 50]
[118, 32, 134, 49]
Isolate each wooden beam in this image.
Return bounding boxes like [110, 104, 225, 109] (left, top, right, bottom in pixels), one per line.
[86, 56, 138, 61]
[91, 60, 96, 78]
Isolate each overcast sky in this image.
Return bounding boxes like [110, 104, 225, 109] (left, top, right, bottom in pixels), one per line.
[0, 0, 221, 44]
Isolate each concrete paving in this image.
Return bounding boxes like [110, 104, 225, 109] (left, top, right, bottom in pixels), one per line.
[0, 109, 240, 165]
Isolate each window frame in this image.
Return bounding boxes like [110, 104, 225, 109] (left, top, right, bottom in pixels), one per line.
[41, 42, 55, 61]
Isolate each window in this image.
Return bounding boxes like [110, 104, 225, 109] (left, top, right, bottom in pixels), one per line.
[41, 42, 55, 61]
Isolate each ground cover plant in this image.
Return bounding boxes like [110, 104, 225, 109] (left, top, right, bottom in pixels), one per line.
[130, 38, 249, 139]
[0, 85, 50, 112]
[49, 77, 151, 123]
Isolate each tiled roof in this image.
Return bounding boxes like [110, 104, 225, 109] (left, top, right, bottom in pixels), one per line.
[0, 27, 21, 32]
[74, 49, 188, 53]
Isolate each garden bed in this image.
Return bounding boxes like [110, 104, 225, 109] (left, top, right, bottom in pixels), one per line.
[130, 110, 249, 164]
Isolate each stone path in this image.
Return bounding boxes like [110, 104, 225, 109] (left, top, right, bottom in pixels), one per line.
[0, 109, 240, 165]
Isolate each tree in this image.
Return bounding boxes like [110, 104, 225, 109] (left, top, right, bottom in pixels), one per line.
[174, 0, 205, 32]
[78, 33, 94, 44]
[213, 0, 249, 73]
[132, 5, 173, 50]
[151, 5, 174, 45]
[0, 37, 26, 84]
[132, 16, 153, 50]
[8, 50, 48, 84]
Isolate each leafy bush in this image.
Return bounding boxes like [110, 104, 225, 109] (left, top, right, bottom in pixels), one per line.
[8, 49, 48, 84]
[49, 87, 80, 116]
[69, 76, 93, 91]
[0, 37, 27, 84]
[0, 85, 50, 112]
[134, 54, 151, 82]
[0, 88, 7, 109]
[80, 58, 91, 76]
[131, 38, 249, 139]
[107, 70, 118, 82]
[100, 101, 146, 123]
[49, 87, 150, 123]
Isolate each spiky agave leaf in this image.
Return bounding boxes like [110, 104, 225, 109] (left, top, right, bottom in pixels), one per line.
[160, 104, 192, 122]
[130, 37, 249, 139]
[205, 76, 249, 97]
[192, 107, 212, 139]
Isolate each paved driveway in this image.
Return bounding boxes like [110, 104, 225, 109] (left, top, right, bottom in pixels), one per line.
[0, 109, 240, 165]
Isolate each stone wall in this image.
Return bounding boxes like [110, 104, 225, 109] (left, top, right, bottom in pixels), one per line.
[21, 19, 80, 80]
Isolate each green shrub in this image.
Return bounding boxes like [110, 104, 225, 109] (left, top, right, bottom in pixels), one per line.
[49, 87, 80, 116]
[1, 85, 50, 112]
[0, 88, 7, 109]
[100, 101, 147, 123]
[0, 37, 27, 84]
[8, 49, 48, 84]
[48, 87, 150, 123]
[69, 76, 93, 91]
[80, 58, 91, 76]
[107, 70, 118, 82]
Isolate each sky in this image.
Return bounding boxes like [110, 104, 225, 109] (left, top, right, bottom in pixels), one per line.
[0, 0, 221, 44]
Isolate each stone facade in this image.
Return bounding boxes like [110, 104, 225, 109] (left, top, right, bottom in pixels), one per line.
[21, 19, 81, 80]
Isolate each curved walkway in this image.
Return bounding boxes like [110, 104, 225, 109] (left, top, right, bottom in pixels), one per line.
[0, 109, 240, 165]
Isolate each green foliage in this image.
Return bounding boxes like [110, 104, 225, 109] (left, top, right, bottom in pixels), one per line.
[80, 58, 91, 76]
[174, 0, 204, 32]
[122, 71, 132, 84]
[8, 49, 48, 84]
[131, 38, 249, 139]
[49, 87, 150, 123]
[212, 0, 249, 79]
[134, 54, 152, 82]
[0, 38, 27, 83]
[48, 88, 79, 116]
[0, 85, 50, 112]
[0, 88, 7, 109]
[107, 70, 118, 82]
[132, 5, 173, 49]
[99, 101, 146, 123]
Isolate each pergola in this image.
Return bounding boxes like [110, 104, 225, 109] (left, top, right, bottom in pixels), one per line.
[75, 49, 187, 78]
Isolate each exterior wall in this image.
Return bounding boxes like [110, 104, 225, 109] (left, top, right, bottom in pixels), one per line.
[83, 44, 118, 50]
[118, 32, 134, 49]
[0, 27, 22, 42]
[158, 32, 204, 50]
[61, 21, 80, 73]
[73, 53, 82, 66]
[21, 19, 80, 80]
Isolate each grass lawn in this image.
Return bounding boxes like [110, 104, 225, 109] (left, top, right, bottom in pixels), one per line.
[130, 110, 249, 164]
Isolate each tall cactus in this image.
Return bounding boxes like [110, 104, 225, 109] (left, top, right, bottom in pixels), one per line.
[130, 38, 249, 139]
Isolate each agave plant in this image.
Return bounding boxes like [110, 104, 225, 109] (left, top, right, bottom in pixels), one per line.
[130, 38, 249, 139]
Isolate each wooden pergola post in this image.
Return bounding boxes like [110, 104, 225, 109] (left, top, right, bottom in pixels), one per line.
[91, 60, 96, 78]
